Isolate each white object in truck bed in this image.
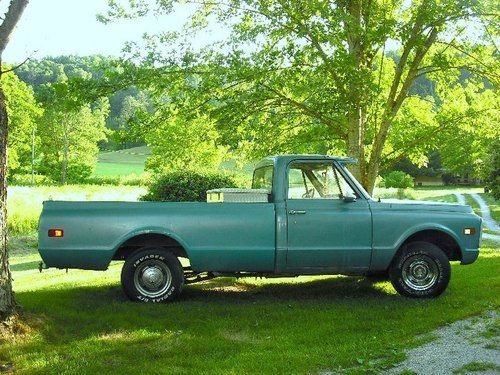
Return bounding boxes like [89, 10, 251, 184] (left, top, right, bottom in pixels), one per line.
[206, 188, 269, 203]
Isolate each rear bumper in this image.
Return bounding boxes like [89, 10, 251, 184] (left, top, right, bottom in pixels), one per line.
[461, 248, 479, 265]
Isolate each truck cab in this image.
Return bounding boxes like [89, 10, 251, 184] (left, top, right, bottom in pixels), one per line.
[252, 155, 373, 274]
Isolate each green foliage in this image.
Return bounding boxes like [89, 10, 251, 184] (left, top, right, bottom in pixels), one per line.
[98, 0, 499, 193]
[141, 170, 237, 202]
[37, 95, 109, 184]
[384, 171, 414, 189]
[144, 117, 229, 174]
[491, 177, 500, 201]
[1, 69, 43, 177]
[15, 56, 151, 150]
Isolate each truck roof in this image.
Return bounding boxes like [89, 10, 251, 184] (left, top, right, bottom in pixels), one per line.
[254, 154, 357, 169]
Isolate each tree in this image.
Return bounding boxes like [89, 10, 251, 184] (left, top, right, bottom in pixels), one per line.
[1, 69, 42, 178]
[37, 93, 109, 184]
[101, 0, 499, 193]
[16, 56, 151, 150]
[0, 0, 29, 321]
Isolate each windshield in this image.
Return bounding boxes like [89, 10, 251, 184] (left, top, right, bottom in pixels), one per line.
[338, 163, 370, 199]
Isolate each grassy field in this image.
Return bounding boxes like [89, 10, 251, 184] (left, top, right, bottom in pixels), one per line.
[7, 186, 146, 235]
[1, 239, 498, 374]
[94, 146, 150, 177]
[480, 193, 500, 223]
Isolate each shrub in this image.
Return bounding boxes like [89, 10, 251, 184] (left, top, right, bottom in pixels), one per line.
[384, 171, 414, 189]
[141, 171, 238, 202]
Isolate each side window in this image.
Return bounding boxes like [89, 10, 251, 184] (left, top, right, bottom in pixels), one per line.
[287, 162, 356, 200]
[252, 165, 274, 192]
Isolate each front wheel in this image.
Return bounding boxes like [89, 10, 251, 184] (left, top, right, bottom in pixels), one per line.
[389, 241, 450, 298]
[121, 247, 184, 303]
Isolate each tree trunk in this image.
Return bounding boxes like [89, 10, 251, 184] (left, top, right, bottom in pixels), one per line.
[0, 87, 15, 320]
[61, 117, 68, 184]
[347, 106, 366, 186]
[0, 0, 30, 322]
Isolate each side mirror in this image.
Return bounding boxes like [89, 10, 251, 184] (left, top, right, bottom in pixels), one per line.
[343, 193, 356, 203]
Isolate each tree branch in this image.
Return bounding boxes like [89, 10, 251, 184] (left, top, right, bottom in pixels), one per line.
[0, 0, 29, 60]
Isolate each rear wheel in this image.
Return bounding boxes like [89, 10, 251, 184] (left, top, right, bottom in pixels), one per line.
[121, 247, 184, 302]
[389, 241, 450, 298]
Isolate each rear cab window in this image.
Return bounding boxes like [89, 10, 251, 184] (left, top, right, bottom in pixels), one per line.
[252, 165, 274, 193]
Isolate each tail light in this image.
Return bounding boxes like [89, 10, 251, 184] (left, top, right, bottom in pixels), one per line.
[48, 229, 64, 238]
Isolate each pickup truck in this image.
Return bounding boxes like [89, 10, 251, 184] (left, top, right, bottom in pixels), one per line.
[38, 155, 482, 302]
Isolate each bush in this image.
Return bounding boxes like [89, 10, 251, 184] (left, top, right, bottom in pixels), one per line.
[141, 171, 238, 202]
[384, 171, 414, 189]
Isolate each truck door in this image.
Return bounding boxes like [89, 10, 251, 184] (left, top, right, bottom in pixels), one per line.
[285, 160, 372, 272]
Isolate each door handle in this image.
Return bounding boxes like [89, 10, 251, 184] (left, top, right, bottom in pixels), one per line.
[289, 210, 306, 215]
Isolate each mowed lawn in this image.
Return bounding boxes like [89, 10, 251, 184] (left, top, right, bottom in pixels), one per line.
[93, 146, 150, 177]
[2, 239, 498, 374]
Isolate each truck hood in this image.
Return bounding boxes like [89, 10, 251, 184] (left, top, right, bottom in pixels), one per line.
[372, 199, 473, 214]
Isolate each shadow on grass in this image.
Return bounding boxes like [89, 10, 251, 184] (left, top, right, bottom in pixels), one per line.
[16, 275, 395, 309]
[8, 276, 399, 370]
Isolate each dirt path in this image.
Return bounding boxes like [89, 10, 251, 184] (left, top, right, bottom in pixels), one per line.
[454, 192, 466, 206]
[388, 312, 499, 375]
[454, 193, 500, 243]
[470, 193, 500, 232]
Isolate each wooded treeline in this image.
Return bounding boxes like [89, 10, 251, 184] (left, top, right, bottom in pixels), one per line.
[5, 56, 150, 183]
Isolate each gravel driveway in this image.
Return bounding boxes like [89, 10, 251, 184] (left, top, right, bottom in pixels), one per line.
[389, 312, 499, 375]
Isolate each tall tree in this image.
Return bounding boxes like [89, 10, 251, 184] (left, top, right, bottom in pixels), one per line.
[0, 0, 29, 321]
[101, 0, 499, 193]
[35, 83, 109, 184]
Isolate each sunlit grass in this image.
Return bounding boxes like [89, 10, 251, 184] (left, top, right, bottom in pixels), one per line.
[1, 238, 498, 374]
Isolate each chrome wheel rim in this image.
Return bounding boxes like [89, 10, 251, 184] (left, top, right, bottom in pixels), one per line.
[133, 260, 172, 298]
[401, 255, 439, 291]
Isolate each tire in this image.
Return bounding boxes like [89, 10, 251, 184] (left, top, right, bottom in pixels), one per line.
[389, 241, 450, 298]
[121, 247, 184, 303]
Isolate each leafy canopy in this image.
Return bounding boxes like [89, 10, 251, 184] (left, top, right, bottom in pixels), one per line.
[100, 0, 498, 191]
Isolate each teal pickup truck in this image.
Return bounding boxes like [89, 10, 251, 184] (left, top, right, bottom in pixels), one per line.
[38, 155, 482, 302]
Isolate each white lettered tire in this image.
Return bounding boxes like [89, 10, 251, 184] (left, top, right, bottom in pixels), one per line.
[389, 241, 451, 298]
[121, 247, 184, 303]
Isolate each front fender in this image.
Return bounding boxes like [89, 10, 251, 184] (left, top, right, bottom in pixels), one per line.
[370, 223, 466, 272]
[394, 223, 465, 255]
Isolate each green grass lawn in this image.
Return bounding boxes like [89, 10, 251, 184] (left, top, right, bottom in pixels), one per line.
[94, 146, 150, 177]
[1, 238, 498, 374]
[94, 162, 145, 177]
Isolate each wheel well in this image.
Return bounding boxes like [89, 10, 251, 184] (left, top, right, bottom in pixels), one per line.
[113, 233, 188, 261]
[401, 230, 462, 261]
